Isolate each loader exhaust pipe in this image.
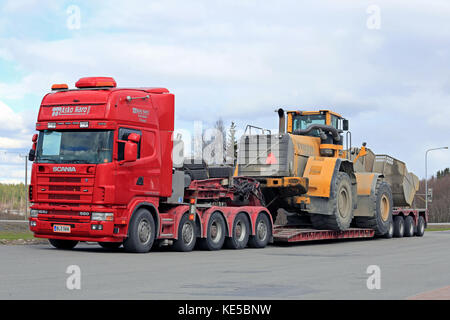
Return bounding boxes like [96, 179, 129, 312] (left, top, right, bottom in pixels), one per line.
[277, 108, 285, 134]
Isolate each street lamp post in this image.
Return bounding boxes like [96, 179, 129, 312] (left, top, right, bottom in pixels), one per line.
[425, 147, 448, 211]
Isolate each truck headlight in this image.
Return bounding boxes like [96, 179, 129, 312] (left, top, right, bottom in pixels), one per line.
[30, 209, 38, 217]
[91, 212, 114, 221]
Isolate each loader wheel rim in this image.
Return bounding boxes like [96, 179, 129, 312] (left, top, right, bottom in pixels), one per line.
[138, 219, 152, 245]
[182, 222, 194, 246]
[337, 187, 350, 219]
[380, 194, 390, 222]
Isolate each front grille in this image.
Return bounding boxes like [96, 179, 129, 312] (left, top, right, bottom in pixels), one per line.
[49, 177, 82, 183]
[49, 194, 81, 200]
[36, 174, 94, 204]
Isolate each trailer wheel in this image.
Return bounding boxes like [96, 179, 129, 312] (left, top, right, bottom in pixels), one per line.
[311, 172, 354, 231]
[225, 213, 250, 249]
[248, 213, 271, 248]
[404, 215, 415, 237]
[49, 239, 78, 250]
[415, 216, 425, 237]
[98, 242, 122, 250]
[353, 180, 393, 236]
[393, 216, 404, 238]
[123, 208, 156, 253]
[198, 212, 226, 251]
[173, 214, 196, 252]
[384, 220, 394, 239]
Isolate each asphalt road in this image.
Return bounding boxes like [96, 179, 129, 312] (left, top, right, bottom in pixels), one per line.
[1, 231, 449, 300]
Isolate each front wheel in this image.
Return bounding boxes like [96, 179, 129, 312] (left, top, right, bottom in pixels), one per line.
[123, 208, 156, 253]
[49, 239, 78, 250]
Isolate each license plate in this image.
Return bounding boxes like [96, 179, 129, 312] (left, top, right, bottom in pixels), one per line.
[53, 225, 71, 233]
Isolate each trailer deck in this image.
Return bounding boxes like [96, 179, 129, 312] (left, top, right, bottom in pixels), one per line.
[273, 225, 375, 243]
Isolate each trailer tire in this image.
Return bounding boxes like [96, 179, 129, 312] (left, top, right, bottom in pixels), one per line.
[198, 212, 226, 251]
[98, 242, 122, 250]
[415, 216, 425, 237]
[49, 239, 78, 250]
[404, 215, 415, 237]
[393, 216, 404, 238]
[173, 214, 196, 252]
[384, 220, 394, 239]
[225, 213, 250, 249]
[311, 172, 354, 231]
[123, 208, 156, 253]
[248, 213, 271, 248]
[353, 181, 393, 236]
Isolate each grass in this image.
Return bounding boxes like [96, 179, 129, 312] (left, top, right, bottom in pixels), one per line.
[426, 227, 450, 232]
[0, 232, 35, 240]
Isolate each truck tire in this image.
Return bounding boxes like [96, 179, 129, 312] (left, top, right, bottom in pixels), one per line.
[404, 215, 415, 237]
[173, 214, 196, 252]
[384, 220, 394, 239]
[98, 242, 122, 250]
[123, 208, 156, 253]
[49, 239, 78, 250]
[353, 181, 393, 236]
[198, 212, 226, 250]
[310, 172, 354, 231]
[393, 216, 404, 238]
[415, 216, 425, 237]
[248, 213, 271, 248]
[225, 213, 250, 249]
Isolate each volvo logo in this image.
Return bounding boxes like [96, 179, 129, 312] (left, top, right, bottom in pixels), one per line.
[53, 167, 76, 173]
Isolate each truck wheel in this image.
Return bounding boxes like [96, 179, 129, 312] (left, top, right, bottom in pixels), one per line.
[248, 213, 271, 248]
[173, 214, 196, 252]
[123, 208, 156, 253]
[404, 215, 415, 237]
[384, 220, 394, 239]
[198, 212, 226, 251]
[393, 216, 404, 238]
[98, 242, 122, 250]
[311, 172, 354, 231]
[225, 213, 250, 249]
[49, 239, 78, 250]
[415, 216, 425, 237]
[353, 181, 393, 236]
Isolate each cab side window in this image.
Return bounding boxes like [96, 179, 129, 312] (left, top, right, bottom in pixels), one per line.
[117, 128, 142, 161]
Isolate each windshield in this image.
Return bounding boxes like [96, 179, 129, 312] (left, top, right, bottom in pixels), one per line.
[36, 130, 114, 164]
[292, 114, 326, 137]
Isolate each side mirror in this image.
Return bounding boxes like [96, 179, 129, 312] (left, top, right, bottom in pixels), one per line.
[28, 149, 35, 161]
[343, 119, 349, 131]
[29, 134, 38, 161]
[124, 141, 138, 162]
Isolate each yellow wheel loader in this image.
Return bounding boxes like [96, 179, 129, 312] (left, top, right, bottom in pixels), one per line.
[236, 109, 396, 234]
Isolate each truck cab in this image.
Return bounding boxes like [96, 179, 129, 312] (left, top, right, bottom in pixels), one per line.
[28, 77, 174, 243]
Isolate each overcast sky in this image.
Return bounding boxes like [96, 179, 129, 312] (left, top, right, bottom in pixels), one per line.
[0, 0, 449, 183]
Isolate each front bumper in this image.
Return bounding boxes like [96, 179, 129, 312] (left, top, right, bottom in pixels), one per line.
[29, 216, 123, 243]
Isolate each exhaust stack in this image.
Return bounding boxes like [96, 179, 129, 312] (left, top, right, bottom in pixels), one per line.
[277, 108, 285, 134]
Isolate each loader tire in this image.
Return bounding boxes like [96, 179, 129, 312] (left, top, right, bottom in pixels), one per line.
[353, 180, 393, 236]
[311, 172, 354, 231]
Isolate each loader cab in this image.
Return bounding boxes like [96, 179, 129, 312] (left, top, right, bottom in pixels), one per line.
[287, 110, 347, 136]
[286, 110, 348, 158]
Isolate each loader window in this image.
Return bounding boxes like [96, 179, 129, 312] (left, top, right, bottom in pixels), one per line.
[292, 114, 326, 137]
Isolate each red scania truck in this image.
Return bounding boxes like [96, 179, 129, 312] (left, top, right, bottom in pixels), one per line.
[28, 77, 427, 253]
